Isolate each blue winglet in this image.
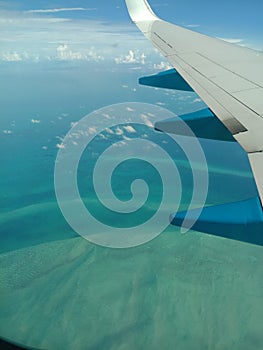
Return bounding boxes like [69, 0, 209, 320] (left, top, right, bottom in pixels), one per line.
[139, 68, 193, 91]
[170, 197, 263, 246]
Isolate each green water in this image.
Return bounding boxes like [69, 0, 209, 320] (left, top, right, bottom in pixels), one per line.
[1, 224, 263, 350]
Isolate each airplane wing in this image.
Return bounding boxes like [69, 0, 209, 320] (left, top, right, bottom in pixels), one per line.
[125, 0, 263, 245]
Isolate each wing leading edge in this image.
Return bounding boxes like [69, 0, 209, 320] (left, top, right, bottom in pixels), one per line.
[125, 0, 263, 244]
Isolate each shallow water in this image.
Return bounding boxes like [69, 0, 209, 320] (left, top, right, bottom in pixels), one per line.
[1, 229, 263, 350]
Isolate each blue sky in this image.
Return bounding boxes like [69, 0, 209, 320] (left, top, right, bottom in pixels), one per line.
[0, 0, 262, 64]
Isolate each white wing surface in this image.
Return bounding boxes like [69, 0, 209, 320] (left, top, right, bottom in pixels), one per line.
[125, 0, 263, 207]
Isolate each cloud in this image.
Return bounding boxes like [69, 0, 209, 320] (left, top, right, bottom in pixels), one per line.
[184, 24, 200, 28]
[55, 44, 104, 61]
[218, 38, 243, 44]
[191, 98, 202, 104]
[1, 51, 40, 61]
[153, 61, 172, 70]
[26, 8, 96, 14]
[140, 114, 154, 128]
[56, 44, 82, 60]
[115, 127, 123, 136]
[105, 128, 114, 135]
[1, 51, 22, 61]
[115, 50, 146, 65]
[0, 11, 160, 64]
[123, 125, 136, 133]
[56, 143, 65, 149]
[31, 119, 41, 123]
[87, 127, 97, 134]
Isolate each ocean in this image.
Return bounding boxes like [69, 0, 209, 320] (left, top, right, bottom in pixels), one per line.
[1, 61, 262, 350]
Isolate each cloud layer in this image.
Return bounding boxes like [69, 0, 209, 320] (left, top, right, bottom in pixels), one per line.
[26, 8, 96, 14]
[0, 11, 163, 66]
[1, 8, 260, 65]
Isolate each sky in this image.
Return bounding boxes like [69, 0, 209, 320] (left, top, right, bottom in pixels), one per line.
[0, 0, 263, 64]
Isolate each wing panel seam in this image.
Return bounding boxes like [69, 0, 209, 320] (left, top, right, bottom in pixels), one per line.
[169, 53, 263, 118]
[196, 52, 263, 89]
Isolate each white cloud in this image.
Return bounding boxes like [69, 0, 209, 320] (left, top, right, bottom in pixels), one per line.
[115, 50, 136, 64]
[115, 127, 124, 136]
[105, 128, 114, 135]
[115, 50, 146, 65]
[87, 127, 97, 134]
[31, 118, 41, 123]
[122, 135, 131, 141]
[140, 114, 154, 128]
[1, 51, 41, 61]
[26, 8, 96, 14]
[113, 141, 127, 148]
[86, 48, 104, 62]
[1, 51, 22, 61]
[191, 98, 202, 104]
[0, 12, 159, 64]
[218, 38, 243, 44]
[54, 44, 104, 61]
[98, 133, 107, 140]
[70, 122, 78, 128]
[185, 24, 200, 28]
[0, 17, 70, 24]
[56, 44, 82, 60]
[123, 125, 136, 133]
[153, 61, 172, 70]
[1, 7, 261, 68]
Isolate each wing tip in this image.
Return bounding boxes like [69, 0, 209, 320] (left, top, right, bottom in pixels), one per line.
[125, 0, 159, 23]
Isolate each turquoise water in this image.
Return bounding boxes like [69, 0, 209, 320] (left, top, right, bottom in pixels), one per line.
[1, 62, 262, 349]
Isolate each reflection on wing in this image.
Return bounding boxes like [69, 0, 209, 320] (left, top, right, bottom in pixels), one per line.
[125, 0, 263, 245]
